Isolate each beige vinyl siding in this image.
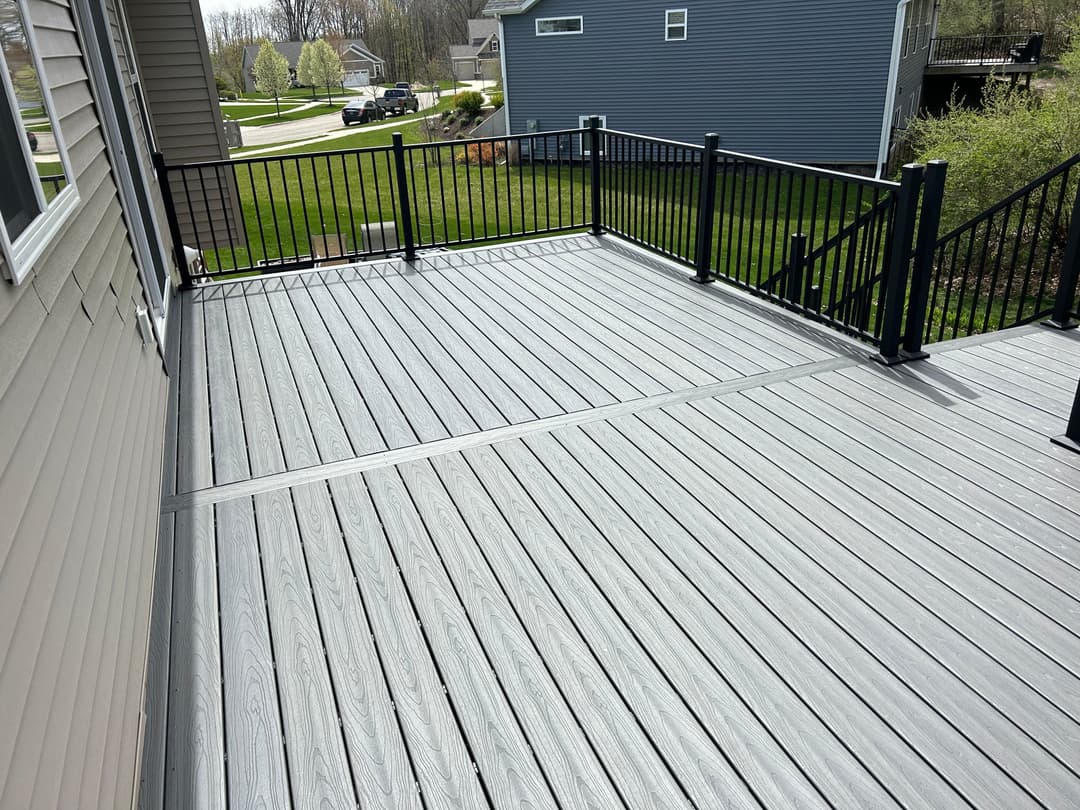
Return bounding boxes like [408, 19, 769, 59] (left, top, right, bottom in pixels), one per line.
[125, 0, 240, 249]
[0, 2, 169, 810]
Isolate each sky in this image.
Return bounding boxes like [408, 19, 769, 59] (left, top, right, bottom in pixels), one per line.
[198, 0, 264, 16]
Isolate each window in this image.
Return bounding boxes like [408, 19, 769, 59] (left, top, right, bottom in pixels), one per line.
[0, 0, 78, 284]
[490, 37, 500, 53]
[578, 114, 607, 156]
[536, 16, 583, 36]
[666, 9, 687, 41]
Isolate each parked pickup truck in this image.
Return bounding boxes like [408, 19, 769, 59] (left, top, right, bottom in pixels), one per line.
[376, 88, 419, 116]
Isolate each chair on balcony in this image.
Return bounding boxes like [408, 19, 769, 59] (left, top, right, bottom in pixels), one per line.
[1009, 33, 1043, 63]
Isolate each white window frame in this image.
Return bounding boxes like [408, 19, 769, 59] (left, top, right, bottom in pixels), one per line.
[578, 114, 607, 156]
[0, 0, 79, 285]
[536, 16, 583, 36]
[490, 37, 500, 53]
[665, 9, 688, 41]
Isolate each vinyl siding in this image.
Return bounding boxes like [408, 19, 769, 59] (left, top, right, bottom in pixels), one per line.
[0, 3, 170, 810]
[125, 0, 240, 248]
[500, 0, 899, 164]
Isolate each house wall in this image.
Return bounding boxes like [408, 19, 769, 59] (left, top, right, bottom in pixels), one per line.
[896, 0, 934, 128]
[0, 2, 171, 810]
[125, 0, 239, 252]
[498, 0, 899, 164]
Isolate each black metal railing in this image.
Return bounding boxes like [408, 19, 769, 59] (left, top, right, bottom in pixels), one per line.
[597, 129, 933, 350]
[155, 121, 960, 360]
[929, 33, 1043, 65]
[153, 130, 591, 282]
[925, 154, 1080, 343]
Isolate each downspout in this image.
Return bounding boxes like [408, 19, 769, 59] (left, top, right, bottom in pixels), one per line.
[497, 15, 511, 135]
[877, 0, 912, 178]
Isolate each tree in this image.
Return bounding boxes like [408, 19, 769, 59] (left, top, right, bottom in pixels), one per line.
[253, 40, 290, 116]
[299, 38, 344, 104]
[272, 0, 319, 41]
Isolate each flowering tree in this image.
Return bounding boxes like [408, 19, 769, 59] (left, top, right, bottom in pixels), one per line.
[252, 40, 290, 116]
[298, 38, 343, 105]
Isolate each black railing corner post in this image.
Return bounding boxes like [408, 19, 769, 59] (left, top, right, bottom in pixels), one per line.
[152, 151, 192, 288]
[391, 132, 417, 261]
[786, 233, 808, 306]
[588, 115, 603, 236]
[903, 158, 948, 358]
[1045, 180, 1080, 330]
[874, 162, 925, 365]
[1052, 376, 1080, 454]
[691, 133, 721, 284]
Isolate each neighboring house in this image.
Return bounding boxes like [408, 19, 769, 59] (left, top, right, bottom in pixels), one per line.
[484, 0, 936, 170]
[450, 18, 502, 82]
[241, 39, 386, 92]
[0, 0, 225, 807]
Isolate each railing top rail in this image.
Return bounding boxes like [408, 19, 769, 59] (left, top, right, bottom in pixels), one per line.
[158, 141, 399, 171]
[400, 126, 589, 151]
[601, 128, 707, 152]
[710, 146, 902, 189]
[931, 32, 1037, 43]
[935, 152, 1080, 244]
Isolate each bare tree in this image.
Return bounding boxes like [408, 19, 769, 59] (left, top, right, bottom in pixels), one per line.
[272, 0, 320, 41]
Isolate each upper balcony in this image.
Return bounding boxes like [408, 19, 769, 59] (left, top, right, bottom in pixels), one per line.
[138, 126, 1080, 809]
[927, 32, 1046, 76]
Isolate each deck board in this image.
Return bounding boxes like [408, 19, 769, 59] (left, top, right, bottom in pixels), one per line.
[152, 237, 1080, 809]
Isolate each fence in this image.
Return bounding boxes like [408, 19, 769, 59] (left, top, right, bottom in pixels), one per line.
[925, 153, 1080, 343]
[156, 121, 1079, 360]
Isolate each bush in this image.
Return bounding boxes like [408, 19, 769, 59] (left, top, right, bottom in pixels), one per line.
[490, 92, 504, 109]
[456, 141, 506, 166]
[454, 90, 484, 117]
[909, 35, 1080, 232]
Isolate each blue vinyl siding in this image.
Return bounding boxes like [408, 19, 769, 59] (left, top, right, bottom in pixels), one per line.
[500, 0, 900, 164]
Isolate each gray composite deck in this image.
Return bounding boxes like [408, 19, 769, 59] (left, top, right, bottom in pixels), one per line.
[142, 235, 1080, 809]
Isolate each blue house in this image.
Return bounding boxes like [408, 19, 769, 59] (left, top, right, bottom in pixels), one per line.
[484, 0, 936, 171]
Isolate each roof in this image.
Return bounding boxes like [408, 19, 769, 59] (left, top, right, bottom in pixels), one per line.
[450, 44, 479, 59]
[468, 18, 499, 41]
[242, 39, 383, 68]
[482, 0, 544, 15]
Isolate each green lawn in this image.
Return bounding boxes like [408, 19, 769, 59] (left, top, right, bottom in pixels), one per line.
[239, 103, 347, 127]
[20, 106, 44, 119]
[241, 87, 356, 102]
[221, 102, 303, 120]
[25, 123, 52, 133]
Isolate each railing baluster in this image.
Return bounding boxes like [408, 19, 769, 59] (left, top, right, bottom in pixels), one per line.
[1047, 179, 1080, 329]
[875, 163, 924, 364]
[692, 134, 720, 282]
[391, 132, 416, 260]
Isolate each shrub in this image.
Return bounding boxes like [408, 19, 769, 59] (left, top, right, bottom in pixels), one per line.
[490, 92, 504, 109]
[909, 34, 1080, 232]
[454, 90, 484, 117]
[456, 141, 506, 166]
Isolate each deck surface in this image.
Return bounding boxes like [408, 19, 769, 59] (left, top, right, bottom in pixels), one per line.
[143, 236, 1080, 809]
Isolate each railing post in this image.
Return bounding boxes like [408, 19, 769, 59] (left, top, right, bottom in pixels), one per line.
[152, 151, 192, 288]
[903, 159, 948, 358]
[786, 233, 807, 306]
[391, 132, 417, 261]
[692, 133, 721, 284]
[874, 162, 925, 365]
[1052, 376, 1080, 454]
[588, 115, 603, 236]
[1045, 180, 1080, 330]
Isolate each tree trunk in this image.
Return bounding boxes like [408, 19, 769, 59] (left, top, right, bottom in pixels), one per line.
[991, 0, 1006, 33]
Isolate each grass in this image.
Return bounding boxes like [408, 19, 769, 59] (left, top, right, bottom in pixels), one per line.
[221, 102, 302, 119]
[26, 123, 52, 133]
[20, 106, 44, 119]
[239, 103, 346, 127]
[241, 87, 356, 102]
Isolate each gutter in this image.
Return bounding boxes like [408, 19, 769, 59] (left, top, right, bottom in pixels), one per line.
[497, 15, 511, 135]
[877, 0, 912, 178]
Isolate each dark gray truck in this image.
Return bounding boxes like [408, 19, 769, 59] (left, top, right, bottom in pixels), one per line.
[376, 88, 419, 116]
